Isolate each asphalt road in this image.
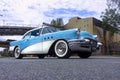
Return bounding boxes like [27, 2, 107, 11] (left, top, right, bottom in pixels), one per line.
[0, 56, 120, 80]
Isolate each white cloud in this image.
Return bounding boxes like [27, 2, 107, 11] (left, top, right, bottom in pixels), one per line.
[0, 0, 107, 50]
[0, 0, 107, 25]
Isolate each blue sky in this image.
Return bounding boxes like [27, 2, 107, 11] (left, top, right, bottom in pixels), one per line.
[0, 0, 107, 25]
[44, 8, 97, 17]
[0, 0, 107, 50]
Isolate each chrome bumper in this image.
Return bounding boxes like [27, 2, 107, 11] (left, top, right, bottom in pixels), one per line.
[68, 39, 97, 52]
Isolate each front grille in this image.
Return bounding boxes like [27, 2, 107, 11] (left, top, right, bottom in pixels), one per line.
[81, 45, 90, 48]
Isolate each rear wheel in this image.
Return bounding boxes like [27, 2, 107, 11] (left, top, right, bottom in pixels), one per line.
[54, 40, 71, 58]
[78, 52, 92, 58]
[14, 47, 23, 59]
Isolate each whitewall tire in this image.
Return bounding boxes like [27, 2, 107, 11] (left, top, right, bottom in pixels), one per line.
[14, 47, 23, 59]
[54, 40, 71, 58]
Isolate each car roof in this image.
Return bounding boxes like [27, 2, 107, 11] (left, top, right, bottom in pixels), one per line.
[23, 26, 58, 37]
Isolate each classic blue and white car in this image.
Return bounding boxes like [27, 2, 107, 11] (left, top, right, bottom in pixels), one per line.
[10, 24, 99, 59]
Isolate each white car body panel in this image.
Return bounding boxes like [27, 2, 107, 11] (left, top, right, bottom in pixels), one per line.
[42, 40, 55, 53]
[21, 42, 43, 54]
[21, 40, 55, 54]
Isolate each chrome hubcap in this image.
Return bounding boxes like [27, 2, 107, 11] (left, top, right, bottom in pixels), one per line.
[15, 47, 20, 57]
[56, 42, 67, 55]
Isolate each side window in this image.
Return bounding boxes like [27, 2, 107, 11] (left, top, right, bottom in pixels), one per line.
[42, 27, 50, 34]
[31, 29, 40, 38]
[42, 27, 60, 34]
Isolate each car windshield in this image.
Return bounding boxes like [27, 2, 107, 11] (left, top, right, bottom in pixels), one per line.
[23, 28, 42, 39]
[23, 32, 31, 39]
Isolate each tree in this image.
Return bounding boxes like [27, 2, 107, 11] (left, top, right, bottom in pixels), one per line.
[108, 0, 120, 11]
[101, 0, 120, 32]
[101, 9, 120, 33]
[51, 19, 57, 26]
[50, 18, 64, 29]
[100, 0, 120, 54]
[101, 0, 120, 31]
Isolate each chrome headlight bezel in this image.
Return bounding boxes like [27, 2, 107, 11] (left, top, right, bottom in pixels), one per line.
[76, 28, 80, 39]
[93, 35, 98, 41]
[76, 28, 80, 35]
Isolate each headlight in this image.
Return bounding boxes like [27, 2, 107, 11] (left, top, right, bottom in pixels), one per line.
[76, 28, 80, 39]
[93, 35, 98, 41]
[76, 28, 80, 35]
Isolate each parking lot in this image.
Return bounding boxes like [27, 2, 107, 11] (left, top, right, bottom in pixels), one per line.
[0, 56, 120, 80]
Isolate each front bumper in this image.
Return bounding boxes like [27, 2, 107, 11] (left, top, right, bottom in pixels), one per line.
[68, 39, 97, 52]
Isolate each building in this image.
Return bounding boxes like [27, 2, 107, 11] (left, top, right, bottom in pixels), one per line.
[65, 17, 103, 42]
[65, 17, 120, 55]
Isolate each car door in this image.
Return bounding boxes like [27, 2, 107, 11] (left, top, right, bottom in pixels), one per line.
[42, 27, 58, 53]
[21, 28, 44, 54]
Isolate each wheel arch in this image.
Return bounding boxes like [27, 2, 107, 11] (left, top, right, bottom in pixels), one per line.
[48, 39, 68, 55]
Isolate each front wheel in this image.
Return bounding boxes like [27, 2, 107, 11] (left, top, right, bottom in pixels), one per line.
[14, 47, 23, 59]
[78, 52, 92, 59]
[54, 40, 71, 58]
